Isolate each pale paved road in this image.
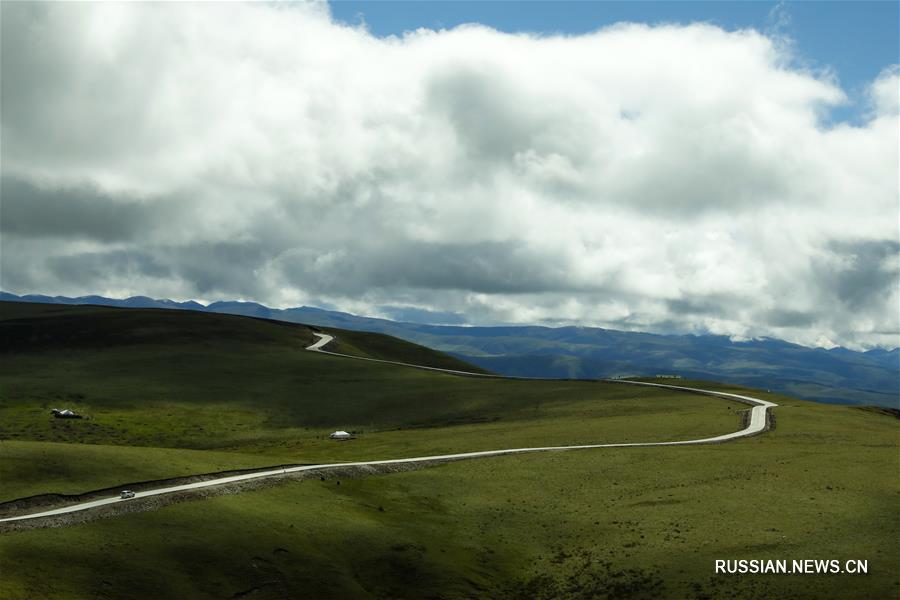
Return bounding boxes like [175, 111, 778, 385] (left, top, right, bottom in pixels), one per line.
[0, 332, 776, 524]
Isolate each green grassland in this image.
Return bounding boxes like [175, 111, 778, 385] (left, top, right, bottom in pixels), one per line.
[0, 441, 294, 502]
[0, 302, 897, 599]
[0, 302, 742, 499]
[1, 396, 896, 600]
[323, 327, 491, 373]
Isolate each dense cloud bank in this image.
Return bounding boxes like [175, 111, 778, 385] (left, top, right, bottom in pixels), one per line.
[1, 2, 897, 348]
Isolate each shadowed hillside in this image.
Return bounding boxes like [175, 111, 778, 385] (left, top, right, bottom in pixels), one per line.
[0, 300, 738, 457]
[5, 292, 895, 407]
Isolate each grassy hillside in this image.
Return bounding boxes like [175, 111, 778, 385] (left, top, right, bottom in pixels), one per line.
[1, 391, 897, 599]
[0, 301, 476, 371]
[0, 301, 740, 499]
[0, 302, 507, 451]
[0, 302, 896, 599]
[322, 327, 491, 373]
[5, 293, 896, 407]
[0, 441, 289, 502]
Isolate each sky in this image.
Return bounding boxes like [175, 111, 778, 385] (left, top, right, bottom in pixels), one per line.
[331, 1, 898, 115]
[1, 1, 898, 349]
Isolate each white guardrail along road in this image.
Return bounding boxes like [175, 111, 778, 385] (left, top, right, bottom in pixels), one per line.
[0, 332, 776, 523]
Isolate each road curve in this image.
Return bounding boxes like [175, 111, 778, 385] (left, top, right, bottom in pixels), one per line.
[0, 332, 776, 524]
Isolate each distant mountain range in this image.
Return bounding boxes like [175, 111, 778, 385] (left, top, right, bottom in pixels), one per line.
[2, 292, 897, 408]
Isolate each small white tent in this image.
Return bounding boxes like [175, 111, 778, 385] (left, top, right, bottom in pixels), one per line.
[51, 408, 82, 419]
[329, 430, 353, 440]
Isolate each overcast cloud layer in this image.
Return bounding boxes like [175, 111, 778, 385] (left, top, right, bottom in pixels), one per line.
[1, 2, 898, 349]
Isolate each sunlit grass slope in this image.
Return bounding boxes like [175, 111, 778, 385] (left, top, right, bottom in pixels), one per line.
[0, 302, 896, 599]
[0, 388, 896, 600]
[0, 301, 741, 501]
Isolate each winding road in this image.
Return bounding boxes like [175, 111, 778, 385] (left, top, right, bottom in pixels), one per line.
[0, 332, 776, 524]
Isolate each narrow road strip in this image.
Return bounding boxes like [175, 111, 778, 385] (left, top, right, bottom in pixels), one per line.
[0, 332, 776, 524]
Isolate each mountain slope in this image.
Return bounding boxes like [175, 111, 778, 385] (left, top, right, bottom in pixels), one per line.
[1, 300, 897, 600]
[0, 300, 739, 459]
[2, 292, 897, 407]
[0, 301, 484, 374]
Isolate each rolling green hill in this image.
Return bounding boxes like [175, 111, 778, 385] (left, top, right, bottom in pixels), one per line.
[6, 292, 895, 407]
[0, 301, 741, 496]
[0, 302, 896, 599]
[0, 301, 483, 372]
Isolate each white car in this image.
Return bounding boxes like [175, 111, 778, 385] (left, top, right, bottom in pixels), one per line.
[120, 490, 136, 499]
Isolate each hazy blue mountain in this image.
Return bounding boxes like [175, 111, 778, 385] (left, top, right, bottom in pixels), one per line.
[1, 292, 897, 407]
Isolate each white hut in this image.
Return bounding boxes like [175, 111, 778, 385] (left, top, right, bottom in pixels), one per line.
[329, 430, 353, 440]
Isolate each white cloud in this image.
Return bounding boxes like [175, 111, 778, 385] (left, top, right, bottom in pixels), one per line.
[1, 2, 897, 349]
[870, 65, 900, 117]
